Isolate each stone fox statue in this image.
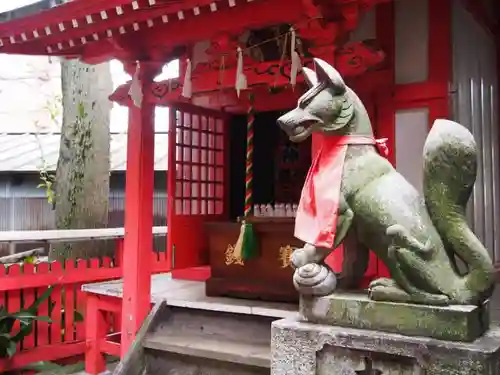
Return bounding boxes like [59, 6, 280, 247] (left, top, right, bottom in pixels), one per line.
[276, 58, 495, 305]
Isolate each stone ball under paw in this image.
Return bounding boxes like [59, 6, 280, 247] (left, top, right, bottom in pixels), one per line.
[293, 263, 337, 296]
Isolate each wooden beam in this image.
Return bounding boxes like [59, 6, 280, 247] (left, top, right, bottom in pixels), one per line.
[113, 301, 167, 375]
[139, 0, 303, 51]
[109, 40, 387, 111]
[0, 226, 168, 244]
[0, 248, 45, 264]
[110, 68, 392, 114]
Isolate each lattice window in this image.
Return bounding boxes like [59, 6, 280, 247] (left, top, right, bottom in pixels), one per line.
[173, 110, 225, 216]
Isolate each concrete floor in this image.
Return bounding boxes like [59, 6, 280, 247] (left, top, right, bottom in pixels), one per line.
[83, 273, 500, 324]
[82, 273, 298, 319]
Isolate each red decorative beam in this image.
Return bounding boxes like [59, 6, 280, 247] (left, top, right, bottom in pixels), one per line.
[111, 68, 392, 114]
[137, 0, 304, 51]
[110, 40, 385, 109]
[206, 69, 393, 112]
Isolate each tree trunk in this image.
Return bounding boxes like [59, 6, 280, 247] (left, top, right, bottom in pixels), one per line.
[50, 59, 113, 261]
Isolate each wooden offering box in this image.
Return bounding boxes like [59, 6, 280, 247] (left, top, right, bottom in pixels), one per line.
[205, 217, 301, 302]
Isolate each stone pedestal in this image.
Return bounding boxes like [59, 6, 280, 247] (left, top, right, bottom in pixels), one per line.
[271, 317, 500, 375]
[300, 293, 490, 342]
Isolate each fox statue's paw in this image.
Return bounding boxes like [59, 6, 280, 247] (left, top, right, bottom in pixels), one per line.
[293, 263, 337, 296]
[291, 244, 328, 269]
[291, 248, 310, 269]
[368, 278, 450, 305]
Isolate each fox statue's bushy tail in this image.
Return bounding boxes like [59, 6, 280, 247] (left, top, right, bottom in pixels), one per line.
[423, 119, 495, 299]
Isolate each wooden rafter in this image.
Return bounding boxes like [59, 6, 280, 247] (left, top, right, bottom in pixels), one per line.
[0, 0, 301, 60]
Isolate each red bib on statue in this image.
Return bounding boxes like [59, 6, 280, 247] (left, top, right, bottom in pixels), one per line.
[294, 135, 388, 249]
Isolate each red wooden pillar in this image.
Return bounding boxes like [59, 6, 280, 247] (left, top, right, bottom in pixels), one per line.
[120, 61, 160, 356]
[85, 295, 107, 374]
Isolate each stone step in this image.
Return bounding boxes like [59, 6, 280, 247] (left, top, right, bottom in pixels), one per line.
[112, 294, 297, 375]
[140, 305, 282, 374]
[143, 333, 270, 368]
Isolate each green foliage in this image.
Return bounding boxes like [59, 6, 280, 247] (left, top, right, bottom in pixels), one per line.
[35, 95, 61, 206]
[21, 255, 37, 265]
[21, 360, 67, 374]
[60, 308, 84, 340]
[36, 98, 94, 226]
[37, 168, 56, 205]
[44, 94, 62, 127]
[0, 286, 53, 359]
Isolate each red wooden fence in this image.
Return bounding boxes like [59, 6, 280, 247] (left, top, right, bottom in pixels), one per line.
[0, 235, 169, 372]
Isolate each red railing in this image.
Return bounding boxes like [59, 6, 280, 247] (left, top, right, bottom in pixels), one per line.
[0, 229, 169, 372]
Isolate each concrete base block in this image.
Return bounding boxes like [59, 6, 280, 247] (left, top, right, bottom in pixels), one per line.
[271, 317, 500, 375]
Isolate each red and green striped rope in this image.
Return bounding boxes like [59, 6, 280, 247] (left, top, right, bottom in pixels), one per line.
[244, 93, 255, 217]
[232, 91, 258, 262]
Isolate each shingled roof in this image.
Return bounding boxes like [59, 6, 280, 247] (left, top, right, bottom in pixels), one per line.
[0, 0, 65, 23]
[0, 132, 168, 172]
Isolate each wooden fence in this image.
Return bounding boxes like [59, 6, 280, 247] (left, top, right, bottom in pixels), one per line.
[0, 194, 168, 256]
[0, 227, 169, 372]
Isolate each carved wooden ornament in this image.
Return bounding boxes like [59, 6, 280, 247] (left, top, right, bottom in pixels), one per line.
[224, 244, 245, 266]
[278, 245, 294, 268]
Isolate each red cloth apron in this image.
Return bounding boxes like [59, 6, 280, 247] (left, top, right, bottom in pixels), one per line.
[294, 135, 389, 249]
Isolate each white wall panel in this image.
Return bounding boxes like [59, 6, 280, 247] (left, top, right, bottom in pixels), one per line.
[394, 0, 428, 84]
[451, 0, 499, 261]
[395, 108, 429, 195]
[349, 8, 376, 42]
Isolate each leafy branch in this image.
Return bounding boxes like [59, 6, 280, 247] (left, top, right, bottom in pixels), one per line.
[0, 286, 53, 359]
[34, 94, 62, 206]
[37, 168, 56, 205]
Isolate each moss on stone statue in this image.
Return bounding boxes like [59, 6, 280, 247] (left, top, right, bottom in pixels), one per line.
[300, 293, 489, 342]
[276, 58, 496, 307]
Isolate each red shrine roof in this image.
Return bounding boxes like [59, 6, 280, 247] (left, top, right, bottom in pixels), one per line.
[0, 0, 199, 56]
[0, 0, 294, 63]
[0, 0, 135, 53]
[0, 0, 389, 113]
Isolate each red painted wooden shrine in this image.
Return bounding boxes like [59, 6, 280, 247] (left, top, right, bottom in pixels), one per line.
[1, 0, 498, 373]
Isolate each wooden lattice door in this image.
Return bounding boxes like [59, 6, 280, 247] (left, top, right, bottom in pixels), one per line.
[167, 103, 228, 271]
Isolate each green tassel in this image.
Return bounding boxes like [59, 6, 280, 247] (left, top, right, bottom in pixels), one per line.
[241, 222, 258, 260]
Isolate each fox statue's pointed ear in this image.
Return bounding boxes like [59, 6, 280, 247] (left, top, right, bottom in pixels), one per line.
[301, 67, 318, 88]
[313, 58, 346, 94]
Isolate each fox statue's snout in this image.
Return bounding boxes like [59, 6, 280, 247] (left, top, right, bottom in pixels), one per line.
[277, 58, 354, 143]
[276, 108, 318, 143]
